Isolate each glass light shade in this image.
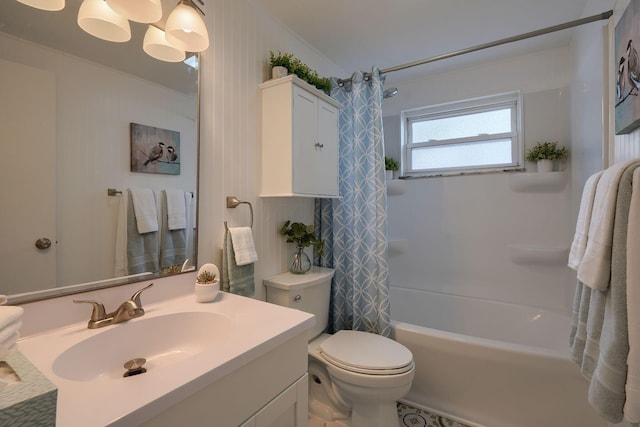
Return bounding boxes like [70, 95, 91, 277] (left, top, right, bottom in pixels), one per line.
[15, 0, 65, 11]
[77, 0, 131, 43]
[165, 3, 209, 52]
[143, 26, 186, 62]
[105, 0, 162, 24]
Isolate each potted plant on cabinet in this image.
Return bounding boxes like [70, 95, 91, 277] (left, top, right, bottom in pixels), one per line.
[280, 220, 325, 274]
[385, 156, 399, 180]
[269, 50, 332, 94]
[525, 141, 568, 172]
[194, 264, 219, 302]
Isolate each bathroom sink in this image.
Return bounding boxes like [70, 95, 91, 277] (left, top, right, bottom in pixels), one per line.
[52, 311, 232, 382]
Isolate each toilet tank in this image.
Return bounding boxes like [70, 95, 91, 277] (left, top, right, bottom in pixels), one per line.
[263, 267, 335, 340]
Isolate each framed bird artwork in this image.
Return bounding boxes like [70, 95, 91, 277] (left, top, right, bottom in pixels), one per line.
[615, 0, 640, 134]
[130, 123, 181, 175]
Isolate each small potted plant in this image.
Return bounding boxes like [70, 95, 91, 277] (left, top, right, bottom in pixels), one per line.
[525, 141, 568, 172]
[385, 156, 399, 180]
[280, 220, 325, 274]
[269, 50, 293, 79]
[194, 264, 219, 302]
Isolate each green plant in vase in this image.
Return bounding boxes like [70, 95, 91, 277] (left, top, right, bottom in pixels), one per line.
[280, 220, 325, 274]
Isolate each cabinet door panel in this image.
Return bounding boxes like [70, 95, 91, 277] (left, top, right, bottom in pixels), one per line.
[292, 86, 319, 195]
[316, 101, 339, 196]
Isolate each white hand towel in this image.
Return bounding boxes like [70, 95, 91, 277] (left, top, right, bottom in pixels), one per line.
[0, 306, 23, 330]
[568, 171, 604, 270]
[165, 190, 187, 230]
[129, 188, 158, 234]
[0, 331, 18, 351]
[624, 168, 640, 423]
[228, 227, 258, 266]
[578, 160, 640, 290]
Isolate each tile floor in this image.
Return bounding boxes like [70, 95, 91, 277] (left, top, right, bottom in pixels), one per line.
[397, 402, 472, 427]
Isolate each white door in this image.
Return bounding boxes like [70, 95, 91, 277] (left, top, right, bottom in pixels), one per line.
[0, 59, 56, 295]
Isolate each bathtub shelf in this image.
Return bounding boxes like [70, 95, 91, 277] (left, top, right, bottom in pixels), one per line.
[507, 244, 569, 265]
[509, 171, 568, 193]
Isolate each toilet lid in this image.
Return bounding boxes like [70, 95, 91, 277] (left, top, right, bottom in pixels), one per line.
[319, 330, 413, 375]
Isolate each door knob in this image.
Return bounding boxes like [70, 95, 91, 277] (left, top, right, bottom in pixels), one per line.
[35, 238, 52, 250]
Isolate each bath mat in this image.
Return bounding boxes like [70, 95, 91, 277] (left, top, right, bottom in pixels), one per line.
[397, 402, 473, 427]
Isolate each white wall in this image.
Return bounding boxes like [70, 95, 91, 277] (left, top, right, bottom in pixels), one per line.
[0, 33, 197, 287]
[384, 46, 577, 312]
[197, 0, 346, 301]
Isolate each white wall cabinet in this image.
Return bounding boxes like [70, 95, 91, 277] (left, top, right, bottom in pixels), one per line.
[260, 75, 342, 198]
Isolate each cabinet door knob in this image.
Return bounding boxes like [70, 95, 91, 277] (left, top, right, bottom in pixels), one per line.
[314, 142, 324, 150]
[35, 238, 52, 250]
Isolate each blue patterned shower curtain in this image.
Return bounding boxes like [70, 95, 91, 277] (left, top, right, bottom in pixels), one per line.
[314, 68, 391, 337]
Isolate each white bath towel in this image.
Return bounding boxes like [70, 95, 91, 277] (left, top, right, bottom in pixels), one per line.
[114, 192, 128, 277]
[130, 188, 159, 234]
[0, 331, 18, 351]
[578, 160, 640, 290]
[228, 227, 258, 266]
[0, 306, 23, 330]
[624, 168, 640, 423]
[568, 171, 604, 270]
[165, 189, 187, 230]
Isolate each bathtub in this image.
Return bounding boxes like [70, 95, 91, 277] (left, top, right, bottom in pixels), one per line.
[389, 287, 607, 427]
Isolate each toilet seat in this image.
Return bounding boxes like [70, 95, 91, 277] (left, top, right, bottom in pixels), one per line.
[319, 330, 413, 375]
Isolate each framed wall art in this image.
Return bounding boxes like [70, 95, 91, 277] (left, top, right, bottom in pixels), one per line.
[615, 0, 640, 134]
[130, 122, 181, 175]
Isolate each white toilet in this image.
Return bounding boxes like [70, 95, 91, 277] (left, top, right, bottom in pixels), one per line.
[264, 267, 415, 427]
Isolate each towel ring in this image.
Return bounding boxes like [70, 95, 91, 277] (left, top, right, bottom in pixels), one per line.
[226, 196, 253, 229]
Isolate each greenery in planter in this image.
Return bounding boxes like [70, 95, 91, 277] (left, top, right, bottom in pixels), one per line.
[280, 220, 325, 256]
[525, 141, 569, 162]
[196, 271, 217, 284]
[385, 156, 399, 171]
[269, 50, 333, 94]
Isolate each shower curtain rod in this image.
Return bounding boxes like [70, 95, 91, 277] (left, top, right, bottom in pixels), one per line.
[337, 10, 613, 85]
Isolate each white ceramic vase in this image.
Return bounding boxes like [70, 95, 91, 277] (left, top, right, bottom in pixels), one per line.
[194, 281, 220, 303]
[272, 66, 288, 79]
[537, 159, 554, 172]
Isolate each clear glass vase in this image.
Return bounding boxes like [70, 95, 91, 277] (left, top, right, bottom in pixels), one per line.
[289, 246, 311, 274]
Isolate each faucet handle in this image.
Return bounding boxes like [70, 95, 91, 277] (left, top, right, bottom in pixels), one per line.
[130, 283, 154, 307]
[73, 299, 107, 321]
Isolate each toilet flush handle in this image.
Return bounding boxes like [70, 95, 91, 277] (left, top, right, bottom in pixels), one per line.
[293, 294, 302, 303]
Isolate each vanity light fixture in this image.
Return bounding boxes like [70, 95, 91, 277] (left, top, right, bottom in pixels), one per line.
[78, 0, 131, 43]
[143, 25, 186, 62]
[165, 0, 209, 53]
[15, 0, 65, 11]
[105, 0, 162, 24]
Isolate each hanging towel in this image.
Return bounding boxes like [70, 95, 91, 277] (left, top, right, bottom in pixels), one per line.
[586, 164, 637, 423]
[221, 228, 255, 296]
[228, 226, 258, 266]
[114, 191, 128, 277]
[0, 306, 23, 331]
[0, 320, 21, 347]
[568, 171, 604, 270]
[625, 168, 640, 423]
[184, 192, 195, 269]
[578, 160, 640, 290]
[160, 190, 187, 269]
[130, 188, 159, 234]
[165, 189, 187, 230]
[126, 190, 159, 274]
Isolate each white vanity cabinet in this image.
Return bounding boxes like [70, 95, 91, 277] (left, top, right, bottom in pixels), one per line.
[239, 374, 308, 427]
[260, 75, 342, 198]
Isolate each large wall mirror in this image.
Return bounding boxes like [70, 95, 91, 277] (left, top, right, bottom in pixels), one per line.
[0, 0, 200, 304]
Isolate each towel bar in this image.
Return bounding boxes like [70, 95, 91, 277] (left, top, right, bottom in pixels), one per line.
[225, 196, 253, 229]
[108, 189, 194, 197]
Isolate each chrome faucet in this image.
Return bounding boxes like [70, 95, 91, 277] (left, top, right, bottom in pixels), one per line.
[74, 283, 154, 329]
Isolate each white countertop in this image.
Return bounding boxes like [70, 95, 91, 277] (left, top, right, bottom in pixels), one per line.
[17, 290, 314, 426]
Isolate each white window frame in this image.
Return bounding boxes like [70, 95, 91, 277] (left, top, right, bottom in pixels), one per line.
[400, 91, 523, 177]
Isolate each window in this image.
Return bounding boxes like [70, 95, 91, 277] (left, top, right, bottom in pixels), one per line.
[401, 91, 523, 176]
